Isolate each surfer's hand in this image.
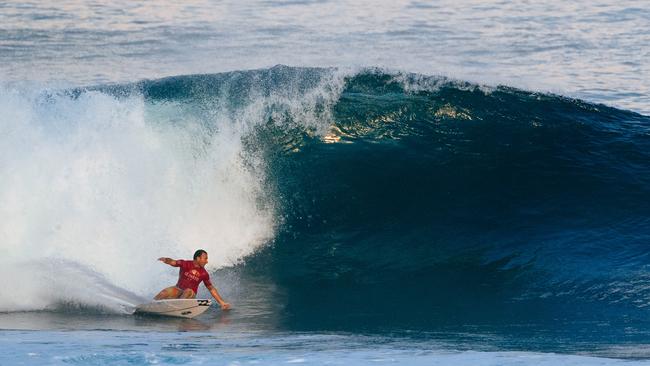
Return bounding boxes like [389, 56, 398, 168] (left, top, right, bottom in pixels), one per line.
[220, 302, 231, 310]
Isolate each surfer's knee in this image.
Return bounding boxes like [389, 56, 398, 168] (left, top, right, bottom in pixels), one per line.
[154, 286, 181, 300]
[180, 289, 196, 299]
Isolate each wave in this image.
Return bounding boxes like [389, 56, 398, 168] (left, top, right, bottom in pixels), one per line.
[233, 67, 650, 330]
[1, 66, 649, 331]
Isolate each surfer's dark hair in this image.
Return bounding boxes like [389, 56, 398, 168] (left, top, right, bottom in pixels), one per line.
[193, 249, 207, 260]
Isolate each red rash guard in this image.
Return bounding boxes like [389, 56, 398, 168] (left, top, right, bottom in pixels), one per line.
[174, 260, 213, 293]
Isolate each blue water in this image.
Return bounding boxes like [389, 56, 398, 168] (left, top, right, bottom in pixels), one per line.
[1, 1, 650, 365]
[8, 329, 650, 366]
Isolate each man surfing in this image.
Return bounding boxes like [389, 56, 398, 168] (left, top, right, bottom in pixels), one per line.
[155, 249, 231, 310]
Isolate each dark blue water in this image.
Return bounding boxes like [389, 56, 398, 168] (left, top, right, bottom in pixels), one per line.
[2, 1, 650, 363]
[248, 69, 650, 333]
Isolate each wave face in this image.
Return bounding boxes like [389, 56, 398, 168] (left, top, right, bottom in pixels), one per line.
[2, 66, 650, 334]
[237, 67, 650, 331]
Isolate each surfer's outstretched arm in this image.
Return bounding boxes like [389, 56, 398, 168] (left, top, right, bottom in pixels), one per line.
[157, 257, 178, 266]
[207, 285, 231, 310]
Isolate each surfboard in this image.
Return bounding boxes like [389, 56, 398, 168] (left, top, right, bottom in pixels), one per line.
[134, 299, 212, 318]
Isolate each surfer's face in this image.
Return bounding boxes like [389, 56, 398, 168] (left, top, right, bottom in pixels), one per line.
[196, 253, 208, 267]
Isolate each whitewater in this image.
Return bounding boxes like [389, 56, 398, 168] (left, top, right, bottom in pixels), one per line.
[1, 1, 650, 365]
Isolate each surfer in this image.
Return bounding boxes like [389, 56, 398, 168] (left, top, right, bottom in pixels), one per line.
[154, 249, 231, 310]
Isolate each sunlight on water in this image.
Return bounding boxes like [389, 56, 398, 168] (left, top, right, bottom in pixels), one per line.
[0, 0, 648, 113]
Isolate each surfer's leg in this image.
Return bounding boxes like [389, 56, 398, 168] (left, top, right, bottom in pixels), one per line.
[154, 286, 182, 300]
[179, 288, 196, 299]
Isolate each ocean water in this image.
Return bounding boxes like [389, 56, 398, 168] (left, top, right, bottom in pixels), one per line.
[1, 1, 650, 365]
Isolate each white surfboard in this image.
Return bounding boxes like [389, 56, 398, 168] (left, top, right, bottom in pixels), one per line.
[134, 299, 212, 318]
